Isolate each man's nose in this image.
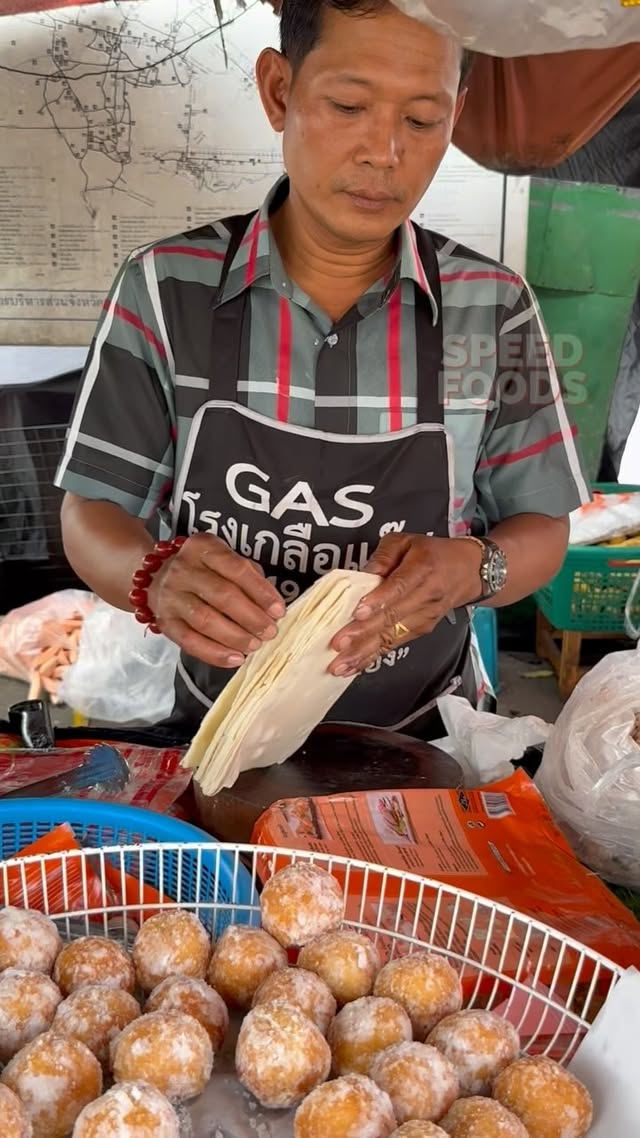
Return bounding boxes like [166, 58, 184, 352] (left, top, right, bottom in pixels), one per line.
[356, 109, 402, 169]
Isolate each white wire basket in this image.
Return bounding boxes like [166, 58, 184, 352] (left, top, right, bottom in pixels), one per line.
[1, 840, 624, 1071]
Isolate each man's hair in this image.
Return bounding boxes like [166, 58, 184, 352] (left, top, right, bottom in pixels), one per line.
[280, 0, 474, 87]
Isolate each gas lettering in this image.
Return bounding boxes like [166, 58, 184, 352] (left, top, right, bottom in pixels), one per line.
[225, 463, 375, 529]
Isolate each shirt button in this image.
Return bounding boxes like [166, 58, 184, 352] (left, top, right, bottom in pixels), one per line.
[326, 333, 339, 348]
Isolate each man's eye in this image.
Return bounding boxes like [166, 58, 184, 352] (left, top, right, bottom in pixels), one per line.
[332, 102, 363, 115]
[408, 118, 435, 131]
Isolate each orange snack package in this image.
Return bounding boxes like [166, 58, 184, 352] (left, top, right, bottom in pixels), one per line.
[0, 823, 107, 913]
[252, 772, 640, 1005]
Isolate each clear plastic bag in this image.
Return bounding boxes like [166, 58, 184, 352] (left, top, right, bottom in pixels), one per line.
[0, 590, 95, 683]
[391, 0, 640, 56]
[436, 694, 551, 786]
[58, 601, 180, 725]
[537, 644, 640, 888]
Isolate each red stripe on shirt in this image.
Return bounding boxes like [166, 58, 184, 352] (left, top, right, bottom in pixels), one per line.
[479, 424, 578, 469]
[440, 270, 521, 286]
[277, 297, 292, 422]
[245, 213, 262, 287]
[406, 222, 430, 295]
[107, 301, 167, 359]
[387, 286, 403, 432]
[241, 220, 269, 247]
[152, 245, 225, 261]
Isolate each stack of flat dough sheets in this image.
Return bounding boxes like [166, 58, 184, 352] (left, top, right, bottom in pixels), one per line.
[182, 569, 381, 798]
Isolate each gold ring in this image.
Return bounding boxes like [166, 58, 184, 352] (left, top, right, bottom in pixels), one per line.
[394, 622, 410, 641]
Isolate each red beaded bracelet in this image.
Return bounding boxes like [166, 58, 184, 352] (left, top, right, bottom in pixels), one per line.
[128, 536, 186, 635]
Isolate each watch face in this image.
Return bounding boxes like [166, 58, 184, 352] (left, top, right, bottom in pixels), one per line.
[486, 548, 508, 594]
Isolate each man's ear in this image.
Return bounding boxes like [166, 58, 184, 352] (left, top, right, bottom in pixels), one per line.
[256, 48, 293, 133]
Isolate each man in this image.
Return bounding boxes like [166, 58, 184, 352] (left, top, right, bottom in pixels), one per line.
[56, 0, 588, 739]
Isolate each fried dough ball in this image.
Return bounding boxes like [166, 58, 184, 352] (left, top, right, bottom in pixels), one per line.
[51, 984, 141, 1068]
[328, 995, 413, 1077]
[132, 911, 211, 994]
[371, 1042, 459, 1124]
[294, 1073, 396, 1138]
[72, 1081, 180, 1138]
[1, 1030, 102, 1138]
[111, 1010, 213, 1101]
[374, 953, 462, 1038]
[0, 908, 62, 976]
[440, 1097, 531, 1137]
[427, 1010, 520, 1096]
[0, 968, 62, 1063]
[207, 924, 286, 1010]
[253, 966, 337, 1034]
[146, 976, 228, 1052]
[260, 863, 344, 948]
[54, 937, 135, 997]
[493, 1056, 593, 1138]
[390, 1125, 449, 1138]
[236, 1000, 331, 1109]
[298, 929, 381, 1006]
[0, 1083, 32, 1138]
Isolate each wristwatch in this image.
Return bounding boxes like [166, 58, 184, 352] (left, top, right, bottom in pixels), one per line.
[462, 536, 508, 604]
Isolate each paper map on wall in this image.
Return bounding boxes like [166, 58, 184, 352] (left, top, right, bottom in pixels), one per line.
[0, 0, 525, 346]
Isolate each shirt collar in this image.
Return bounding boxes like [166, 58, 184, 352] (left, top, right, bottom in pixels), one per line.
[218, 175, 439, 324]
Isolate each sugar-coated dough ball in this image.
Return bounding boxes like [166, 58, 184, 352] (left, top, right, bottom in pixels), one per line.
[298, 930, 381, 1006]
[294, 1073, 396, 1138]
[328, 995, 413, 1077]
[132, 910, 211, 993]
[111, 1010, 213, 1100]
[236, 1000, 331, 1109]
[1, 1030, 102, 1138]
[0, 1084, 32, 1138]
[0, 908, 62, 976]
[54, 937, 135, 996]
[441, 1097, 530, 1137]
[391, 1125, 449, 1138]
[374, 953, 462, 1038]
[207, 924, 287, 1010]
[72, 1081, 180, 1138]
[427, 1010, 520, 1096]
[493, 1056, 593, 1138]
[146, 976, 228, 1051]
[0, 968, 62, 1063]
[253, 966, 337, 1034]
[51, 984, 141, 1067]
[260, 863, 344, 948]
[371, 1042, 459, 1124]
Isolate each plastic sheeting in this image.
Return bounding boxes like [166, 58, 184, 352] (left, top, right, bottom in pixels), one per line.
[392, 0, 640, 56]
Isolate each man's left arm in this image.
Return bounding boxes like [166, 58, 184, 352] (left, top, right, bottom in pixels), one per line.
[330, 282, 589, 676]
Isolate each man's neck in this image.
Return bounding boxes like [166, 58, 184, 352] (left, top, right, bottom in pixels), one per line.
[270, 190, 397, 324]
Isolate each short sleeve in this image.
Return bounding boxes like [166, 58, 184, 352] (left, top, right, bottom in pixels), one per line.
[54, 254, 175, 520]
[474, 280, 591, 526]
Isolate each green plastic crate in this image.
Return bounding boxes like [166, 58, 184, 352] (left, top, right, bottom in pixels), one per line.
[535, 484, 640, 633]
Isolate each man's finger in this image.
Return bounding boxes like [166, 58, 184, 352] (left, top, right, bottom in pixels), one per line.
[186, 568, 280, 641]
[196, 539, 286, 618]
[167, 618, 247, 670]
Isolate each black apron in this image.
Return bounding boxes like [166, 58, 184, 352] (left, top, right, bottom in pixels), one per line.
[166, 214, 474, 738]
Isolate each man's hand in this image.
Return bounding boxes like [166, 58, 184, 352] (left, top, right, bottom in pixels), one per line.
[329, 533, 482, 678]
[148, 533, 286, 669]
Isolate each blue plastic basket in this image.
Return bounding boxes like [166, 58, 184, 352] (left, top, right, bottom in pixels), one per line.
[0, 799, 256, 935]
[472, 607, 500, 693]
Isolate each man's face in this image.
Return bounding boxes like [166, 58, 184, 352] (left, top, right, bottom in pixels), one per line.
[258, 3, 466, 245]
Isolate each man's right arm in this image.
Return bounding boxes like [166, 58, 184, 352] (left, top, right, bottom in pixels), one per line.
[60, 494, 154, 613]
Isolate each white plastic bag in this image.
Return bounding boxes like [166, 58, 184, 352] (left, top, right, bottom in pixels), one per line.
[391, 0, 640, 56]
[537, 645, 640, 888]
[436, 695, 551, 787]
[569, 492, 640, 546]
[58, 602, 180, 725]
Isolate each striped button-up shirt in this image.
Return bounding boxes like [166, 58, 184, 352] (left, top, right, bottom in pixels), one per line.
[55, 177, 589, 532]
